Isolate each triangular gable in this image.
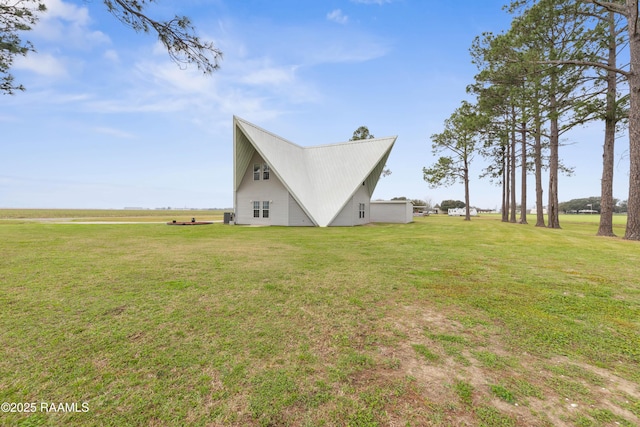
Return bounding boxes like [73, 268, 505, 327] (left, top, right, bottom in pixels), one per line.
[304, 138, 396, 226]
[234, 116, 396, 227]
[234, 117, 317, 225]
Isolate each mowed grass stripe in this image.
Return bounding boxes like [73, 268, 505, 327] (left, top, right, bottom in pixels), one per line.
[0, 215, 638, 426]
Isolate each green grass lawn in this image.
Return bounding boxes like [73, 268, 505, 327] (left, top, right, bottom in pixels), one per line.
[0, 213, 638, 426]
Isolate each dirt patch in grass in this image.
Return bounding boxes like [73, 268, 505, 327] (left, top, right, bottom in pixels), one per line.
[376, 304, 639, 426]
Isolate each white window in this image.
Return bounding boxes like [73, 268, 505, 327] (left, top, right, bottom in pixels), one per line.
[263, 201, 270, 218]
[263, 164, 270, 180]
[359, 203, 365, 219]
[253, 164, 261, 180]
[253, 201, 260, 218]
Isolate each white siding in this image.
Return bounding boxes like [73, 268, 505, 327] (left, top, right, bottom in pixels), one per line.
[235, 152, 289, 225]
[288, 193, 314, 226]
[329, 183, 369, 226]
[370, 201, 413, 223]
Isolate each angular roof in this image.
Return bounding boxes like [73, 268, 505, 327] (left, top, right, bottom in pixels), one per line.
[234, 116, 396, 226]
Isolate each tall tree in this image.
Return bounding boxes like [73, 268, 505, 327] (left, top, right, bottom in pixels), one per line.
[424, 101, 480, 221]
[514, 0, 638, 240]
[519, 0, 628, 236]
[350, 126, 374, 141]
[615, 0, 640, 241]
[470, 31, 536, 225]
[1, 0, 222, 94]
[583, 8, 630, 236]
[587, 0, 640, 240]
[508, 0, 596, 229]
[469, 33, 514, 223]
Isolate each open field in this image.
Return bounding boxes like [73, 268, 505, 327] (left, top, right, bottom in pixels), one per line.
[0, 209, 225, 224]
[558, 214, 628, 226]
[0, 213, 638, 426]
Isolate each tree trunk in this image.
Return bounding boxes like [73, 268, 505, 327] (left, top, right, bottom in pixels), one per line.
[519, 119, 528, 224]
[509, 105, 517, 223]
[598, 10, 617, 237]
[547, 89, 561, 229]
[510, 121, 517, 223]
[464, 164, 471, 221]
[624, 0, 640, 240]
[503, 143, 510, 222]
[534, 110, 545, 227]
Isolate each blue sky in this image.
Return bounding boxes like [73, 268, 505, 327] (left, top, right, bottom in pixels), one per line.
[1, 0, 631, 209]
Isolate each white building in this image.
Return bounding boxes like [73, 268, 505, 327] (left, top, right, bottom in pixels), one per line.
[370, 200, 413, 224]
[233, 116, 397, 226]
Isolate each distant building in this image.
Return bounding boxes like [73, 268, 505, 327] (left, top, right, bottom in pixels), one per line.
[529, 208, 548, 214]
[233, 116, 397, 226]
[448, 207, 478, 216]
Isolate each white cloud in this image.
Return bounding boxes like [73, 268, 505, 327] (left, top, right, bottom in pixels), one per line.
[42, 0, 90, 24]
[301, 33, 391, 65]
[8, 6, 363, 134]
[238, 60, 298, 86]
[241, 67, 292, 86]
[34, 0, 110, 48]
[136, 55, 217, 94]
[103, 49, 120, 63]
[327, 9, 349, 24]
[14, 52, 68, 78]
[85, 96, 189, 114]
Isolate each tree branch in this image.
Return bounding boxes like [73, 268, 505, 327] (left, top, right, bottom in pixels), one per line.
[539, 59, 630, 77]
[585, 0, 626, 16]
[104, 0, 222, 74]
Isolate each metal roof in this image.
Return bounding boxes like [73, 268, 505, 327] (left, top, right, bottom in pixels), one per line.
[234, 116, 397, 227]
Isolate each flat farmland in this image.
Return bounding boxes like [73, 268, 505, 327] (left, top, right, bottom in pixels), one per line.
[0, 209, 224, 223]
[0, 212, 638, 426]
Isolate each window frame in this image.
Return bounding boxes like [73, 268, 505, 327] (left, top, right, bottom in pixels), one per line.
[263, 163, 270, 180]
[253, 164, 261, 181]
[262, 201, 270, 218]
[253, 201, 260, 218]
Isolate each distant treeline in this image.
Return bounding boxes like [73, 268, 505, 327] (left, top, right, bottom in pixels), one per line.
[559, 197, 627, 214]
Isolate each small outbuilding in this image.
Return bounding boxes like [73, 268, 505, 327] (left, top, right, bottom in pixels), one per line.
[370, 200, 413, 224]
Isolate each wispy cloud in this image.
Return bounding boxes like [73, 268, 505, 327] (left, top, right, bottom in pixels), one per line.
[103, 49, 120, 63]
[93, 127, 136, 140]
[327, 9, 349, 24]
[240, 66, 297, 86]
[8, 1, 386, 133]
[41, 0, 91, 25]
[351, 0, 396, 4]
[14, 52, 68, 78]
[300, 33, 391, 65]
[36, 0, 110, 48]
[11, 0, 110, 85]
